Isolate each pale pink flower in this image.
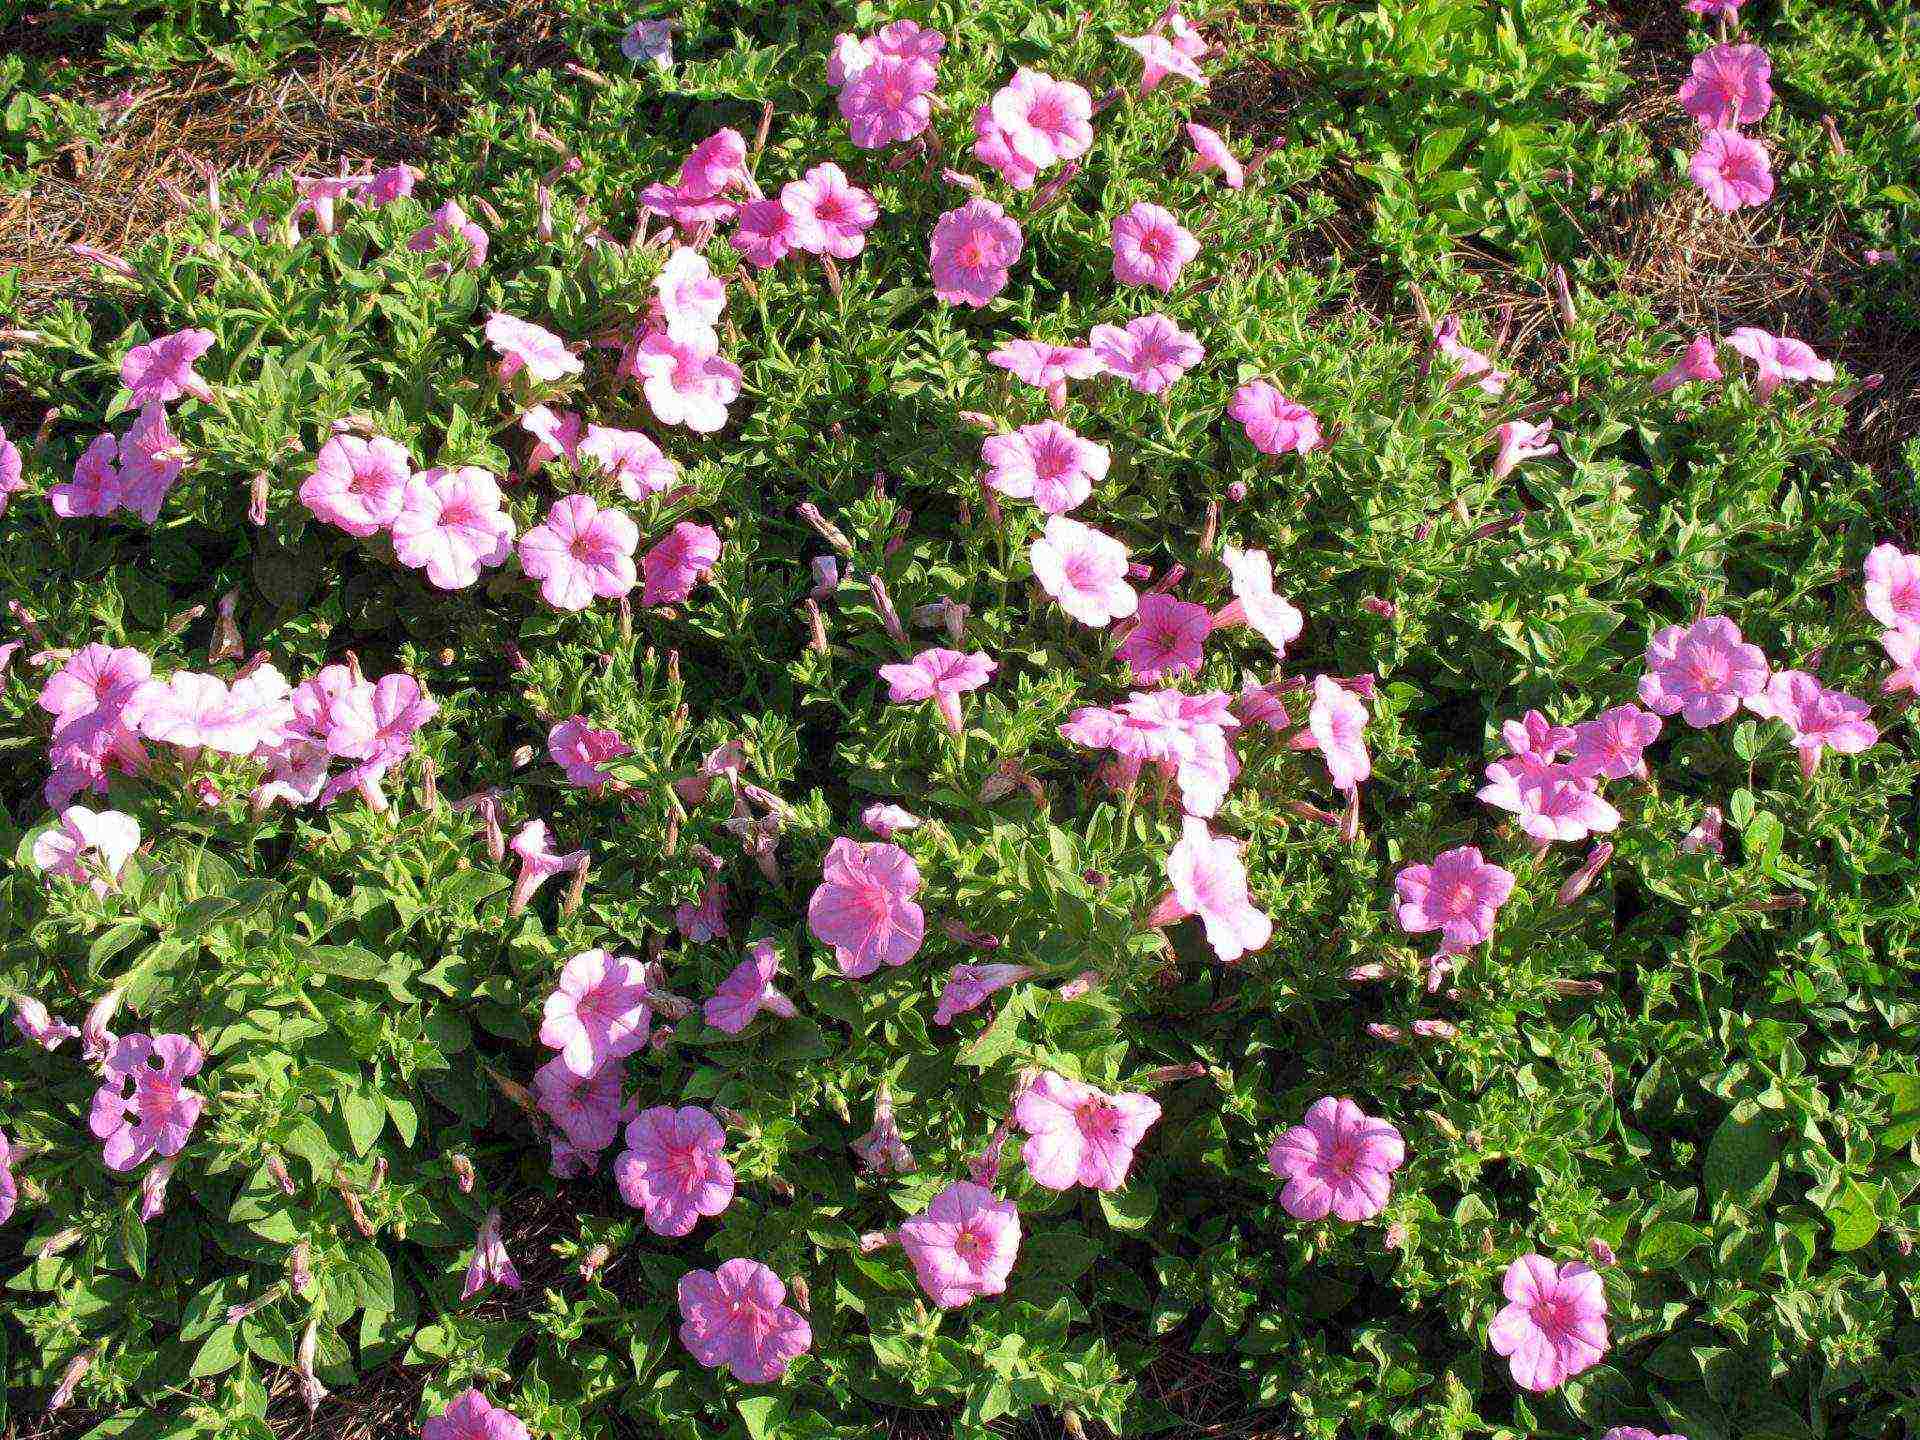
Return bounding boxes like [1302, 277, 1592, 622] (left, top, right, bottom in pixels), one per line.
[132, 666, 293, 755]
[862, 804, 922, 838]
[1744, 670, 1878, 777]
[934, 963, 1037, 1025]
[541, 948, 652, 1075]
[1638, 616, 1771, 726]
[32, 805, 140, 896]
[990, 69, 1093, 171]
[641, 521, 722, 607]
[616, 1105, 735, 1236]
[1015, 1071, 1161, 1191]
[676, 881, 729, 942]
[1881, 629, 1920, 695]
[1267, 1097, 1406, 1222]
[1089, 313, 1205, 396]
[89, 1033, 203, 1171]
[1186, 123, 1243, 187]
[678, 1259, 811, 1383]
[808, 837, 925, 977]
[1568, 705, 1663, 780]
[982, 421, 1109, 515]
[640, 179, 740, 231]
[1308, 675, 1371, 791]
[930, 200, 1023, 307]
[580, 425, 680, 502]
[1478, 763, 1622, 844]
[0, 425, 22, 516]
[52, 432, 125, 518]
[653, 247, 727, 349]
[487, 312, 582, 384]
[782, 163, 879, 259]
[827, 33, 875, 86]
[1118, 594, 1211, 681]
[520, 404, 582, 470]
[1111, 203, 1200, 293]
[120, 328, 215, 407]
[622, 17, 673, 68]
[358, 164, 418, 206]
[1726, 327, 1834, 399]
[408, 200, 489, 267]
[987, 339, 1101, 412]
[423, 1388, 529, 1440]
[1119, 32, 1207, 91]
[1690, 128, 1774, 212]
[1677, 44, 1772, 129]
[1687, 0, 1742, 14]
[1031, 516, 1137, 627]
[0, 1129, 13, 1227]
[533, 1055, 623, 1151]
[325, 672, 436, 763]
[509, 820, 588, 915]
[1501, 711, 1573, 764]
[1394, 846, 1515, 950]
[112, 404, 185, 524]
[1652, 334, 1723, 394]
[971, 104, 1041, 189]
[462, 1208, 520, 1300]
[898, 1181, 1021, 1308]
[1433, 316, 1511, 396]
[879, 648, 996, 735]
[731, 199, 796, 269]
[1864, 543, 1920, 632]
[704, 942, 798, 1034]
[1235, 680, 1292, 731]
[840, 55, 937, 149]
[519, 494, 639, 611]
[1487, 1255, 1609, 1392]
[1493, 419, 1557, 480]
[390, 466, 514, 589]
[1603, 1430, 1685, 1440]
[14, 995, 79, 1050]
[548, 717, 630, 790]
[40, 644, 151, 727]
[1214, 546, 1304, 655]
[633, 332, 743, 433]
[1229, 381, 1323, 455]
[300, 434, 411, 537]
[1155, 817, 1272, 962]
[1682, 805, 1726, 855]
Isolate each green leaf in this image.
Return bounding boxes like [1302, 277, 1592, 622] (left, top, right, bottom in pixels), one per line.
[1098, 1181, 1158, 1234]
[1635, 1219, 1706, 1269]
[189, 1324, 243, 1379]
[1824, 1179, 1879, 1252]
[737, 1395, 789, 1440]
[1880, 1074, 1920, 1150]
[340, 1088, 386, 1156]
[1704, 1102, 1780, 1209]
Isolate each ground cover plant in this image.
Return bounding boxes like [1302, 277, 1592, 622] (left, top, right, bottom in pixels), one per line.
[1, 0, 1918, 1438]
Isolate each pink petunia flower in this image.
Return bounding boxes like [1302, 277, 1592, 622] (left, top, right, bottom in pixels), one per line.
[390, 466, 515, 589]
[1031, 515, 1138, 627]
[704, 942, 798, 1034]
[987, 339, 1101, 412]
[487, 312, 582, 384]
[653, 247, 727, 349]
[971, 103, 1042, 189]
[120, 328, 216, 407]
[107, 404, 185, 524]
[325, 672, 436, 764]
[1214, 546, 1304, 655]
[533, 1055, 624, 1151]
[1689, 128, 1773, 212]
[632, 332, 743, 433]
[1864, 543, 1920, 632]
[808, 838, 925, 977]
[32, 805, 140, 896]
[1308, 675, 1371, 791]
[1118, 593, 1212, 681]
[1153, 817, 1272, 961]
[1089, 313, 1205, 396]
[14, 995, 80, 1050]
[579, 425, 681, 502]
[423, 1389, 529, 1440]
[519, 494, 639, 611]
[677, 881, 730, 942]
[462, 1208, 520, 1300]
[132, 665, 294, 755]
[879, 648, 996, 735]
[1487, 1255, 1609, 1392]
[1229, 381, 1323, 455]
[1652, 334, 1724, 394]
[934, 963, 1037, 1025]
[1267, 1097, 1406, 1222]
[1677, 44, 1772, 129]
[782, 163, 879, 260]
[678, 1259, 812, 1382]
[541, 948, 652, 1076]
[89, 1033, 203, 1171]
[1119, 32, 1207, 92]
[615, 1105, 735, 1236]
[51, 432, 125, 518]
[898, 1180, 1021, 1308]
[862, 804, 923, 838]
[1394, 846, 1515, 950]
[640, 179, 740, 231]
[840, 55, 938, 149]
[0, 1128, 14, 1227]
[508, 820, 589, 915]
[1687, 0, 1742, 13]
[1478, 764, 1622, 844]
[1111, 203, 1200, 293]
[300, 434, 411, 537]
[1726, 327, 1834, 399]
[1493, 420, 1557, 480]
[520, 404, 583, 470]
[1744, 670, 1878, 777]
[1638, 616, 1771, 726]
[1186, 123, 1244, 187]
[1603, 1430, 1686, 1440]
[641, 520, 722, 607]
[731, 199, 797, 269]
[990, 69, 1094, 171]
[1568, 704, 1663, 780]
[1433, 316, 1510, 396]
[679, 128, 750, 200]
[1882, 629, 1920, 696]
[982, 421, 1109, 515]
[0, 425, 23, 516]
[1015, 1071, 1161, 1191]
[40, 644, 151, 728]
[930, 200, 1023, 307]
[407, 200, 489, 267]
[548, 717, 630, 791]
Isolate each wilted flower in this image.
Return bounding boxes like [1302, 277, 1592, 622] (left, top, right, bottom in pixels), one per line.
[1268, 1097, 1406, 1221]
[138, 1154, 178, 1221]
[934, 963, 1038, 1025]
[678, 1259, 812, 1383]
[1433, 315, 1510, 395]
[462, 1208, 520, 1300]
[13, 995, 79, 1050]
[1015, 1071, 1161, 1191]
[1119, 31, 1208, 91]
[0, 1127, 15, 1226]
[1487, 1254, 1609, 1392]
[898, 1181, 1021, 1308]
[1492, 419, 1557, 480]
[862, 803, 922, 838]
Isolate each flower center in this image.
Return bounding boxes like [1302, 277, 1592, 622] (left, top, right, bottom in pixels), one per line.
[954, 1227, 988, 1264]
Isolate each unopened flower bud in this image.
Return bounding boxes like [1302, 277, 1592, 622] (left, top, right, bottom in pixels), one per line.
[48, 1348, 94, 1412]
[290, 1240, 313, 1293]
[1587, 1238, 1616, 1268]
[1555, 841, 1613, 907]
[867, 574, 907, 643]
[1411, 1019, 1458, 1040]
[795, 502, 853, 556]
